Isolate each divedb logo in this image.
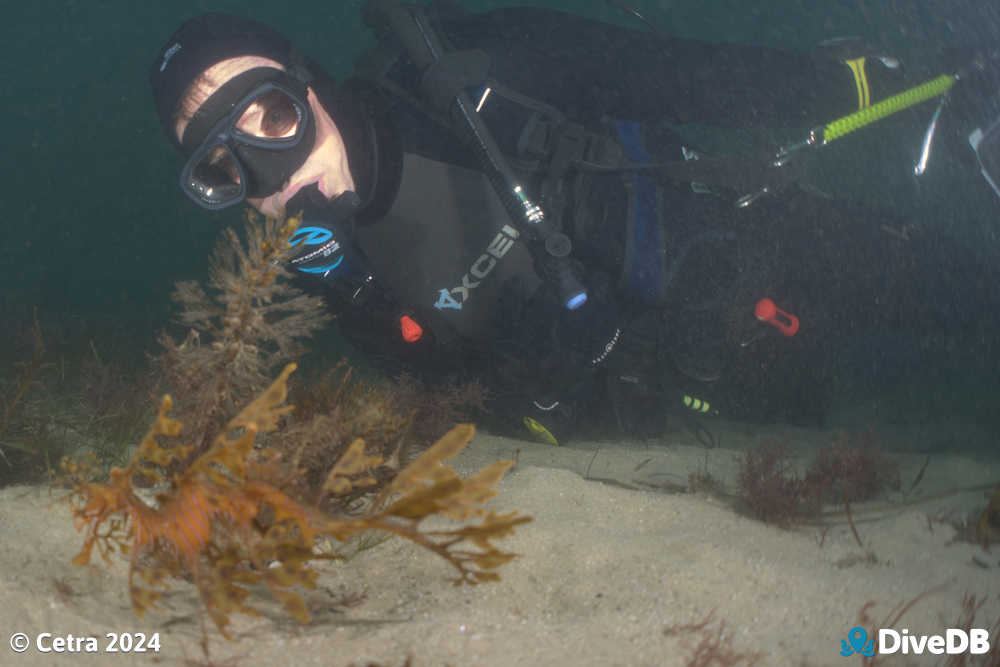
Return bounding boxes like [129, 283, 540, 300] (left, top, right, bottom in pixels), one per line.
[879, 628, 990, 656]
[840, 626, 991, 658]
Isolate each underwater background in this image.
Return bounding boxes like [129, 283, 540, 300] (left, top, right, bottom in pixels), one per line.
[4, 2, 1000, 665]
[3, 0, 1000, 450]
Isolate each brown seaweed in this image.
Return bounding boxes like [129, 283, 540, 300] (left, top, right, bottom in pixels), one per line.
[976, 486, 1000, 546]
[156, 213, 330, 462]
[664, 610, 764, 666]
[737, 429, 901, 529]
[0, 308, 47, 468]
[803, 428, 900, 506]
[62, 211, 530, 639]
[735, 440, 806, 526]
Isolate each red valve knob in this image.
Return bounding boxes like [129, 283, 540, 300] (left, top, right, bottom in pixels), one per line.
[754, 298, 799, 337]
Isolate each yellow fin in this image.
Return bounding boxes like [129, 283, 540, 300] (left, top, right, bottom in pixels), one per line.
[523, 417, 559, 447]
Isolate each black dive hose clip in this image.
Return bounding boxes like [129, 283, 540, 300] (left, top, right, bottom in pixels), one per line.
[363, 0, 588, 310]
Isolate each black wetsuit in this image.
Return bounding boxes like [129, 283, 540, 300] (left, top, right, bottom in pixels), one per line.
[300, 6, 918, 440]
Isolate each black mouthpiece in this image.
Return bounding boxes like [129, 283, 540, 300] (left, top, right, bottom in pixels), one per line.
[286, 183, 361, 220]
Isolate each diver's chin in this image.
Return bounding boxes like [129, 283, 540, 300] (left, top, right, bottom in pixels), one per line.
[248, 182, 314, 220]
[244, 196, 277, 220]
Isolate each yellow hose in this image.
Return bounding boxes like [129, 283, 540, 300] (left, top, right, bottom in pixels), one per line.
[821, 73, 956, 144]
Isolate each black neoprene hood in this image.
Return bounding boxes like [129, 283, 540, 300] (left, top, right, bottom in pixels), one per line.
[149, 13, 295, 151]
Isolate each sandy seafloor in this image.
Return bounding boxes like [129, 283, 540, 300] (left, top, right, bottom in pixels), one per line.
[2, 418, 1000, 667]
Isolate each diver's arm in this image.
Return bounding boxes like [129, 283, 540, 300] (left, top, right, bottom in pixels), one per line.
[443, 7, 900, 129]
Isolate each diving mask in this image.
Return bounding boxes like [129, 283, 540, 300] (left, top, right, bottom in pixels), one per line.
[970, 115, 1000, 200]
[179, 67, 316, 210]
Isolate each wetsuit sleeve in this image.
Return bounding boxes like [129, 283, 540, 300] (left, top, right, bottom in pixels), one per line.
[443, 7, 895, 130]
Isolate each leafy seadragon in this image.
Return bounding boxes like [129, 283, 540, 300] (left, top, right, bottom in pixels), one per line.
[64, 363, 529, 638]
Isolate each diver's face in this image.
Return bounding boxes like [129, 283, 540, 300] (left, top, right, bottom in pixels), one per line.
[176, 56, 356, 219]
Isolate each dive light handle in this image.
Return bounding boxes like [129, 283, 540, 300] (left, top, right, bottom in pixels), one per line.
[365, 0, 588, 310]
[285, 184, 375, 304]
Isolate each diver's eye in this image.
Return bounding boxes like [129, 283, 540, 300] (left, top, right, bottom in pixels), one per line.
[259, 91, 299, 137]
[237, 90, 301, 139]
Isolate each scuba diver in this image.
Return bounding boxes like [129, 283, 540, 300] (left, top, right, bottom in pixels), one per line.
[149, 2, 1000, 445]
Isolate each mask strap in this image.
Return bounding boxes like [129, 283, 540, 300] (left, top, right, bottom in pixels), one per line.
[284, 47, 314, 86]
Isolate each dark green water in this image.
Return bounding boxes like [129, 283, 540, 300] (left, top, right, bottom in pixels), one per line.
[2, 0, 999, 428]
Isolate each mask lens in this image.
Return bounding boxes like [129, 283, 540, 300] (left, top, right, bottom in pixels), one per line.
[235, 89, 303, 140]
[182, 143, 245, 209]
[178, 75, 314, 209]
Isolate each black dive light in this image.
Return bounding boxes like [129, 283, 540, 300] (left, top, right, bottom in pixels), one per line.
[285, 184, 376, 304]
[363, 0, 588, 310]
